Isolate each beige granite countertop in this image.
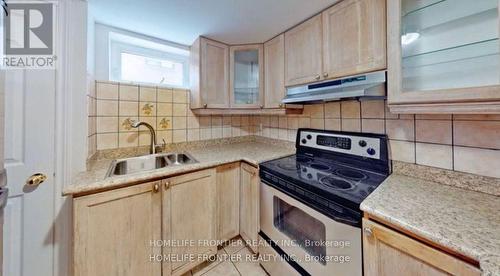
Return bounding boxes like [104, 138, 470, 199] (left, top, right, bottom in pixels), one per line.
[360, 174, 500, 276]
[63, 137, 295, 196]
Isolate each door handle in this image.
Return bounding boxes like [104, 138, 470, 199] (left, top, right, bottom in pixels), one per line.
[26, 173, 47, 186]
[153, 183, 160, 193]
[363, 227, 373, 237]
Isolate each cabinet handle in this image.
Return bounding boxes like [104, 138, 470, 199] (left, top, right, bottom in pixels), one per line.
[363, 227, 373, 237]
[315, 75, 321, 80]
[164, 181, 171, 190]
[260, 105, 264, 109]
[153, 183, 160, 193]
[203, 103, 208, 108]
[323, 72, 329, 78]
[278, 103, 283, 108]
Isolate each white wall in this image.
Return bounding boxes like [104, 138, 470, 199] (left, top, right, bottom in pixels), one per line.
[93, 23, 189, 81]
[87, 10, 95, 75]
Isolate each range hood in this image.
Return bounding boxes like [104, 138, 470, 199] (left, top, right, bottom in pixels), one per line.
[283, 71, 386, 104]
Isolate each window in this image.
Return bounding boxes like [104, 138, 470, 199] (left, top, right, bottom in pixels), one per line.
[109, 33, 189, 88]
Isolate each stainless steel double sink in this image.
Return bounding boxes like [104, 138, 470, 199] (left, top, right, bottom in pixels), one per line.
[106, 152, 198, 178]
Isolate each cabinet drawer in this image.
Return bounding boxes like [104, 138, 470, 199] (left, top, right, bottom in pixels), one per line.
[362, 218, 480, 276]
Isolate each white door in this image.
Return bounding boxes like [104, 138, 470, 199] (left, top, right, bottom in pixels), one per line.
[2, 68, 56, 276]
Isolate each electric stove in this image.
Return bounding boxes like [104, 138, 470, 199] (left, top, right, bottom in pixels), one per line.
[260, 128, 390, 227]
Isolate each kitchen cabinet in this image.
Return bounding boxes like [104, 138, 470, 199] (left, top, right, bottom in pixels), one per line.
[230, 44, 264, 108]
[362, 218, 481, 276]
[239, 163, 260, 253]
[162, 169, 217, 276]
[190, 37, 230, 109]
[73, 181, 162, 276]
[284, 0, 387, 87]
[387, 0, 500, 114]
[73, 169, 217, 276]
[216, 163, 240, 242]
[264, 34, 286, 109]
[284, 14, 323, 87]
[322, 0, 386, 79]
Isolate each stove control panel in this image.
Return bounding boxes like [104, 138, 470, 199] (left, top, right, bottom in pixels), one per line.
[299, 130, 381, 159]
[317, 135, 352, 149]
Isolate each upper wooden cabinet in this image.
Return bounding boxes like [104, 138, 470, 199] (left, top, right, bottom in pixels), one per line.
[190, 37, 230, 109]
[284, 0, 387, 87]
[229, 44, 265, 108]
[74, 181, 162, 276]
[362, 218, 480, 276]
[387, 0, 500, 114]
[264, 34, 286, 108]
[284, 14, 324, 86]
[322, 0, 386, 79]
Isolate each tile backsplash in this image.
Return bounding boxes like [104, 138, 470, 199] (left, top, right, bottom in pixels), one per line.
[87, 81, 258, 158]
[88, 81, 500, 179]
[252, 102, 500, 179]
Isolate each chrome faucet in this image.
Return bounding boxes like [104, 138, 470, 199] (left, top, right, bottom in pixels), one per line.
[131, 121, 157, 154]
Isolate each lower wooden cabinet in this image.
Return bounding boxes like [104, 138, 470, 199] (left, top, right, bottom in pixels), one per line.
[73, 165, 262, 276]
[162, 169, 217, 276]
[73, 169, 217, 276]
[362, 218, 480, 276]
[239, 162, 260, 253]
[73, 181, 162, 276]
[216, 163, 240, 242]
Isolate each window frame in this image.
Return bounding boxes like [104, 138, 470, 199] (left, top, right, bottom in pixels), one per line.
[109, 40, 189, 88]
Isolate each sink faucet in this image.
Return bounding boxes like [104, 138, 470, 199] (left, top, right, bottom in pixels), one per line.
[131, 121, 157, 154]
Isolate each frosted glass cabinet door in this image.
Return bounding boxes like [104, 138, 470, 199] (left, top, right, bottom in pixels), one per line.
[387, 0, 500, 114]
[230, 44, 264, 108]
[402, 0, 499, 92]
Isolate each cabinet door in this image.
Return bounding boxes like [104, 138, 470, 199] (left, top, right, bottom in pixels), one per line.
[163, 169, 217, 276]
[216, 163, 240, 242]
[74, 182, 162, 276]
[201, 38, 230, 108]
[239, 163, 259, 253]
[229, 44, 265, 108]
[264, 34, 286, 108]
[387, 0, 500, 114]
[362, 219, 480, 276]
[323, 0, 386, 79]
[284, 14, 323, 86]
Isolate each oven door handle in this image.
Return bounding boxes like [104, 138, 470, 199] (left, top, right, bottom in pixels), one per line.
[328, 212, 360, 227]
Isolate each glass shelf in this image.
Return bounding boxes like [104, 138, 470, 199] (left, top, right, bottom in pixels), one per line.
[402, 0, 497, 31]
[402, 38, 500, 91]
[403, 0, 445, 17]
[403, 38, 499, 63]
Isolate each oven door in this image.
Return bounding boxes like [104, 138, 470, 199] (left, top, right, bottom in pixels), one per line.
[260, 182, 361, 276]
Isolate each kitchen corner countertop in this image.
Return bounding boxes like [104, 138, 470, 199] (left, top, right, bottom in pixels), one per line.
[63, 140, 295, 196]
[361, 174, 500, 276]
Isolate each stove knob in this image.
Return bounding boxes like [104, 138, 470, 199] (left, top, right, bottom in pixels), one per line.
[307, 173, 313, 179]
[306, 134, 312, 140]
[359, 140, 367, 147]
[367, 148, 376, 156]
[301, 139, 307, 144]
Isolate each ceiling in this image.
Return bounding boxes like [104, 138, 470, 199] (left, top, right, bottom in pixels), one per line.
[88, 0, 339, 46]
